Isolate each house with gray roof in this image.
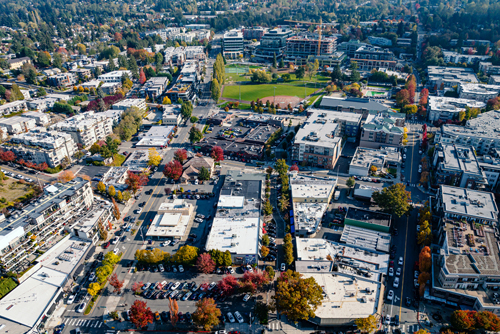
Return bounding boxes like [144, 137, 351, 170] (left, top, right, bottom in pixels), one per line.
[360, 111, 406, 149]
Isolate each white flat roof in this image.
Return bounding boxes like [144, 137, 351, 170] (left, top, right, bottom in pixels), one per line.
[205, 217, 260, 255]
[146, 213, 190, 238]
[35, 236, 92, 275]
[303, 272, 381, 320]
[217, 195, 245, 208]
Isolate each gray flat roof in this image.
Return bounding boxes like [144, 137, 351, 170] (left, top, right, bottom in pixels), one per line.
[440, 185, 498, 221]
[345, 208, 392, 227]
[320, 96, 390, 112]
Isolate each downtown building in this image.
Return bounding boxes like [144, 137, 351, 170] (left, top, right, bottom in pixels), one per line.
[253, 28, 293, 61]
[427, 96, 485, 122]
[352, 45, 396, 71]
[284, 33, 337, 65]
[223, 30, 244, 59]
[49, 111, 113, 148]
[359, 111, 406, 149]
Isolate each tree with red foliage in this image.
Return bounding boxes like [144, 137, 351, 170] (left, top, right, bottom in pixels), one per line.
[406, 81, 416, 104]
[475, 311, 500, 331]
[109, 273, 125, 294]
[211, 146, 224, 162]
[238, 280, 256, 294]
[419, 88, 429, 107]
[217, 275, 239, 296]
[130, 300, 154, 329]
[240, 270, 270, 291]
[174, 149, 188, 163]
[467, 47, 474, 55]
[37, 163, 48, 171]
[86, 93, 124, 111]
[131, 281, 144, 293]
[196, 253, 216, 274]
[114, 32, 123, 42]
[139, 68, 146, 85]
[17, 159, 25, 166]
[290, 164, 299, 172]
[419, 246, 432, 273]
[163, 160, 183, 181]
[125, 171, 148, 195]
[395, 89, 410, 107]
[451, 310, 476, 331]
[0, 150, 16, 162]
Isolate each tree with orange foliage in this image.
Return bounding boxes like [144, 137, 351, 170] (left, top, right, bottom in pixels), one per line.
[57, 170, 75, 183]
[139, 68, 146, 85]
[130, 300, 154, 329]
[109, 273, 124, 294]
[125, 171, 148, 195]
[169, 297, 179, 327]
[114, 32, 123, 42]
[419, 246, 432, 273]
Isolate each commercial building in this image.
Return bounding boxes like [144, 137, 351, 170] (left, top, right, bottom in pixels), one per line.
[49, 111, 113, 148]
[284, 34, 337, 65]
[488, 75, 500, 85]
[122, 149, 150, 172]
[477, 151, 500, 191]
[360, 111, 406, 149]
[111, 98, 147, 112]
[253, 28, 294, 61]
[427, 96, 486, 122]
[427, 66, 478, 89]
[338, 40, 368, 58]
[344, 207, 392, 233]
[242, 27, 267, 40]
[458, 84, 500, 102]
[165, 62, 199, 102]
[100, 82, 122, 95]
[20, 111, 50, 126]
[319, 96, 391, 119]
[368, 36, 392, 46]
[0, 178, 95, 274]
[7, 56, 31, 70]
[146, 200, 195, 239]
[162, 105, 182, 125]
[432, 143, 487, 189]
[0, 100, 27, 116]
[181, 156, 214, 182]
[353, 45, 396, 71]
[205, 171, 264, 264]
[291, 112, 342, 169]
[436, 185, 498, 225]
[442, 51, 490, 65]
[136, 125, 174, 147]
[141, 77, 169, 101]
[98, 70, 132, 83]
[305, 108, 362, 138]
[294, 238, 385, 326]
[240, 114, 286, 129]
[290, 174, 337, 237]
[349, 146, 401, 177]
[223, 30, 244, 59]
[435, 110, 500, 155]
[7, 129, 77, 168]
[47, 73, 77, 88]
[0, 116, 36, 134]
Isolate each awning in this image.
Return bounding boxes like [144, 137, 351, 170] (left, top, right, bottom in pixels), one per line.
[73, 264, 84, 280]
[290, 217, 294, 225]
[85, 246, 96, 260]
[291, 225, 295, 233]
[289, 210, 294, 217]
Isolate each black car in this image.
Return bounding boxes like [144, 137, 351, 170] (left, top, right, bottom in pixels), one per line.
[394, 315, 400, 326]
[161, 311, 170, 321]
[120, 235, 127, 242]
[405, 297, 412, 307]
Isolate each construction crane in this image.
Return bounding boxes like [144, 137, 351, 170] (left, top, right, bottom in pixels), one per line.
[285, 18, 323, 56]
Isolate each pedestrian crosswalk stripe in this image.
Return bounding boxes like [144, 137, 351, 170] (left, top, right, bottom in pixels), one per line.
[98, 322, 103, 328]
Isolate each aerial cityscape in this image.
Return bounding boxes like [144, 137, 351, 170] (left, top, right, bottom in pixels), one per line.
[0, 0, 499, 334]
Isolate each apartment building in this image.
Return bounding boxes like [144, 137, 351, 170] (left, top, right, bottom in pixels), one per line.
[337, 40, 368, 58]
[292, 113, 342, 169]
[184, 46, 205, 60]
[111, 98, 147, 112]
[0, 178, 95, 273]
[284, 34, 337, 65]
[70, 68, 92, 79]
[432, 143, 487, 189]
[6, 129, 77, 168]
[290, 174, 337, 237]
[253, 28, 294, 61]
[427, 66, 478, 89]
[26, 97, 58, 112]
[319, 96, 391, 119]
[0, 116, 36, 134]
[427, 96, 486, 122]
[47, 73, 77, 88]
[349, 146, 401, 177]
[165, 62, 198, 102]
[98, 70, 132, 83]
[479, 62, 500, 75]
[0, 100, 27, 116]
[442, 51, 490, 65]
[21, 111, 50, 126]
[477, 150, 500, 191]
[7, 57, 31, 70]
[141, 77, 169, 101]
[435, 110, 500, 155]
[488, 76, 500, 85]
[223, 30, 244, 59]
[368, 36, 392, 46]
[305, 108, 362, 138]
[243, 27, 267, 40]
[353, 45, 396, 71]
[49, 111, 113, 148]
[359, 111, 406, 149]
[458, 84, 500, 102]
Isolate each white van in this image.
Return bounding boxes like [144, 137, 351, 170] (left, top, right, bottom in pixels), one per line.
[334, 190, 341, 201]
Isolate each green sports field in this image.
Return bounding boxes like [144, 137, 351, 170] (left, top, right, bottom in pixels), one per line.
[222, 84, 318, 101]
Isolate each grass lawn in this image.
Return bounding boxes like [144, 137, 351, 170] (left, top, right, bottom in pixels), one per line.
[225, 73, 251, 83]
[222, 84, 318, 101]
[219, 102, 252, 110]
[226, 64, 261, 69]
[109, 154, 126, 167]
[0, 178, 34, 209]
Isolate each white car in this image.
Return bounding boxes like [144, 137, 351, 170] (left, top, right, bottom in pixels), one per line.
[161, 241, 171, 247]
[208, 282, 217, 290]
[135, 208, 142, 214]
[280, 263, 286, 271]
[398, 257, 404, 266]
[387, 290, 394, 301]
[243, 294, 251, 302]
[403, 154, 407, 160]
[393, 277, 400, 288]
[76, 302, 86, 313]
[143, 282, 151, 289]
[414, 279, 419, 288]
[113, 248, 119, 255]
[234, 311, 244, 324]
[414, 270, 419, 279]
[385, 314, 391, 325]
[228, 266, 234, 274]
[178, 265, 184, 272]
[388, 267, 394, 276]
[89, 272, 96, 282]
[246, 265, 253, 273]
[67, 295, 75, 305]
[194, 218, 204, 223]
[171, 282, 181, 290]
[159, 264, 165, 272]
[227, 312, 235, 323]
[396, 268, 401, 276]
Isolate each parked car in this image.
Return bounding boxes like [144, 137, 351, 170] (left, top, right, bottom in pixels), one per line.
[281, 263, 286, 271]
[227, 312, 235, 323]
[234, 311, 244, 323]
[387, 290, 394, 301]
[66, 295, 75, 305]
[243, 294, 251, 302]
[388, 267, 394, 276]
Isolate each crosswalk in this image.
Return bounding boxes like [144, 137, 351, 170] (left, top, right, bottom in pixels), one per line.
[62, 318, 103, 328]
[407, 183, 418, 187]
[267, 320, 280, 331]
[383, 324, 420, 333]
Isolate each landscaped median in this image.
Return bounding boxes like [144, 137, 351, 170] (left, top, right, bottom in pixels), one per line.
[84, 251, 122, 315]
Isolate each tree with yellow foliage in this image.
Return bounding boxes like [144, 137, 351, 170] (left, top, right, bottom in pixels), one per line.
[88, 282, 101, 296]
[57, 170, 75, 183]
[147, 148, 162, 167]
[162, 96, 171, 105]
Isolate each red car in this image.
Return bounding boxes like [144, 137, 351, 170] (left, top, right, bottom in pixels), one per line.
[103, 241, 110, 249]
